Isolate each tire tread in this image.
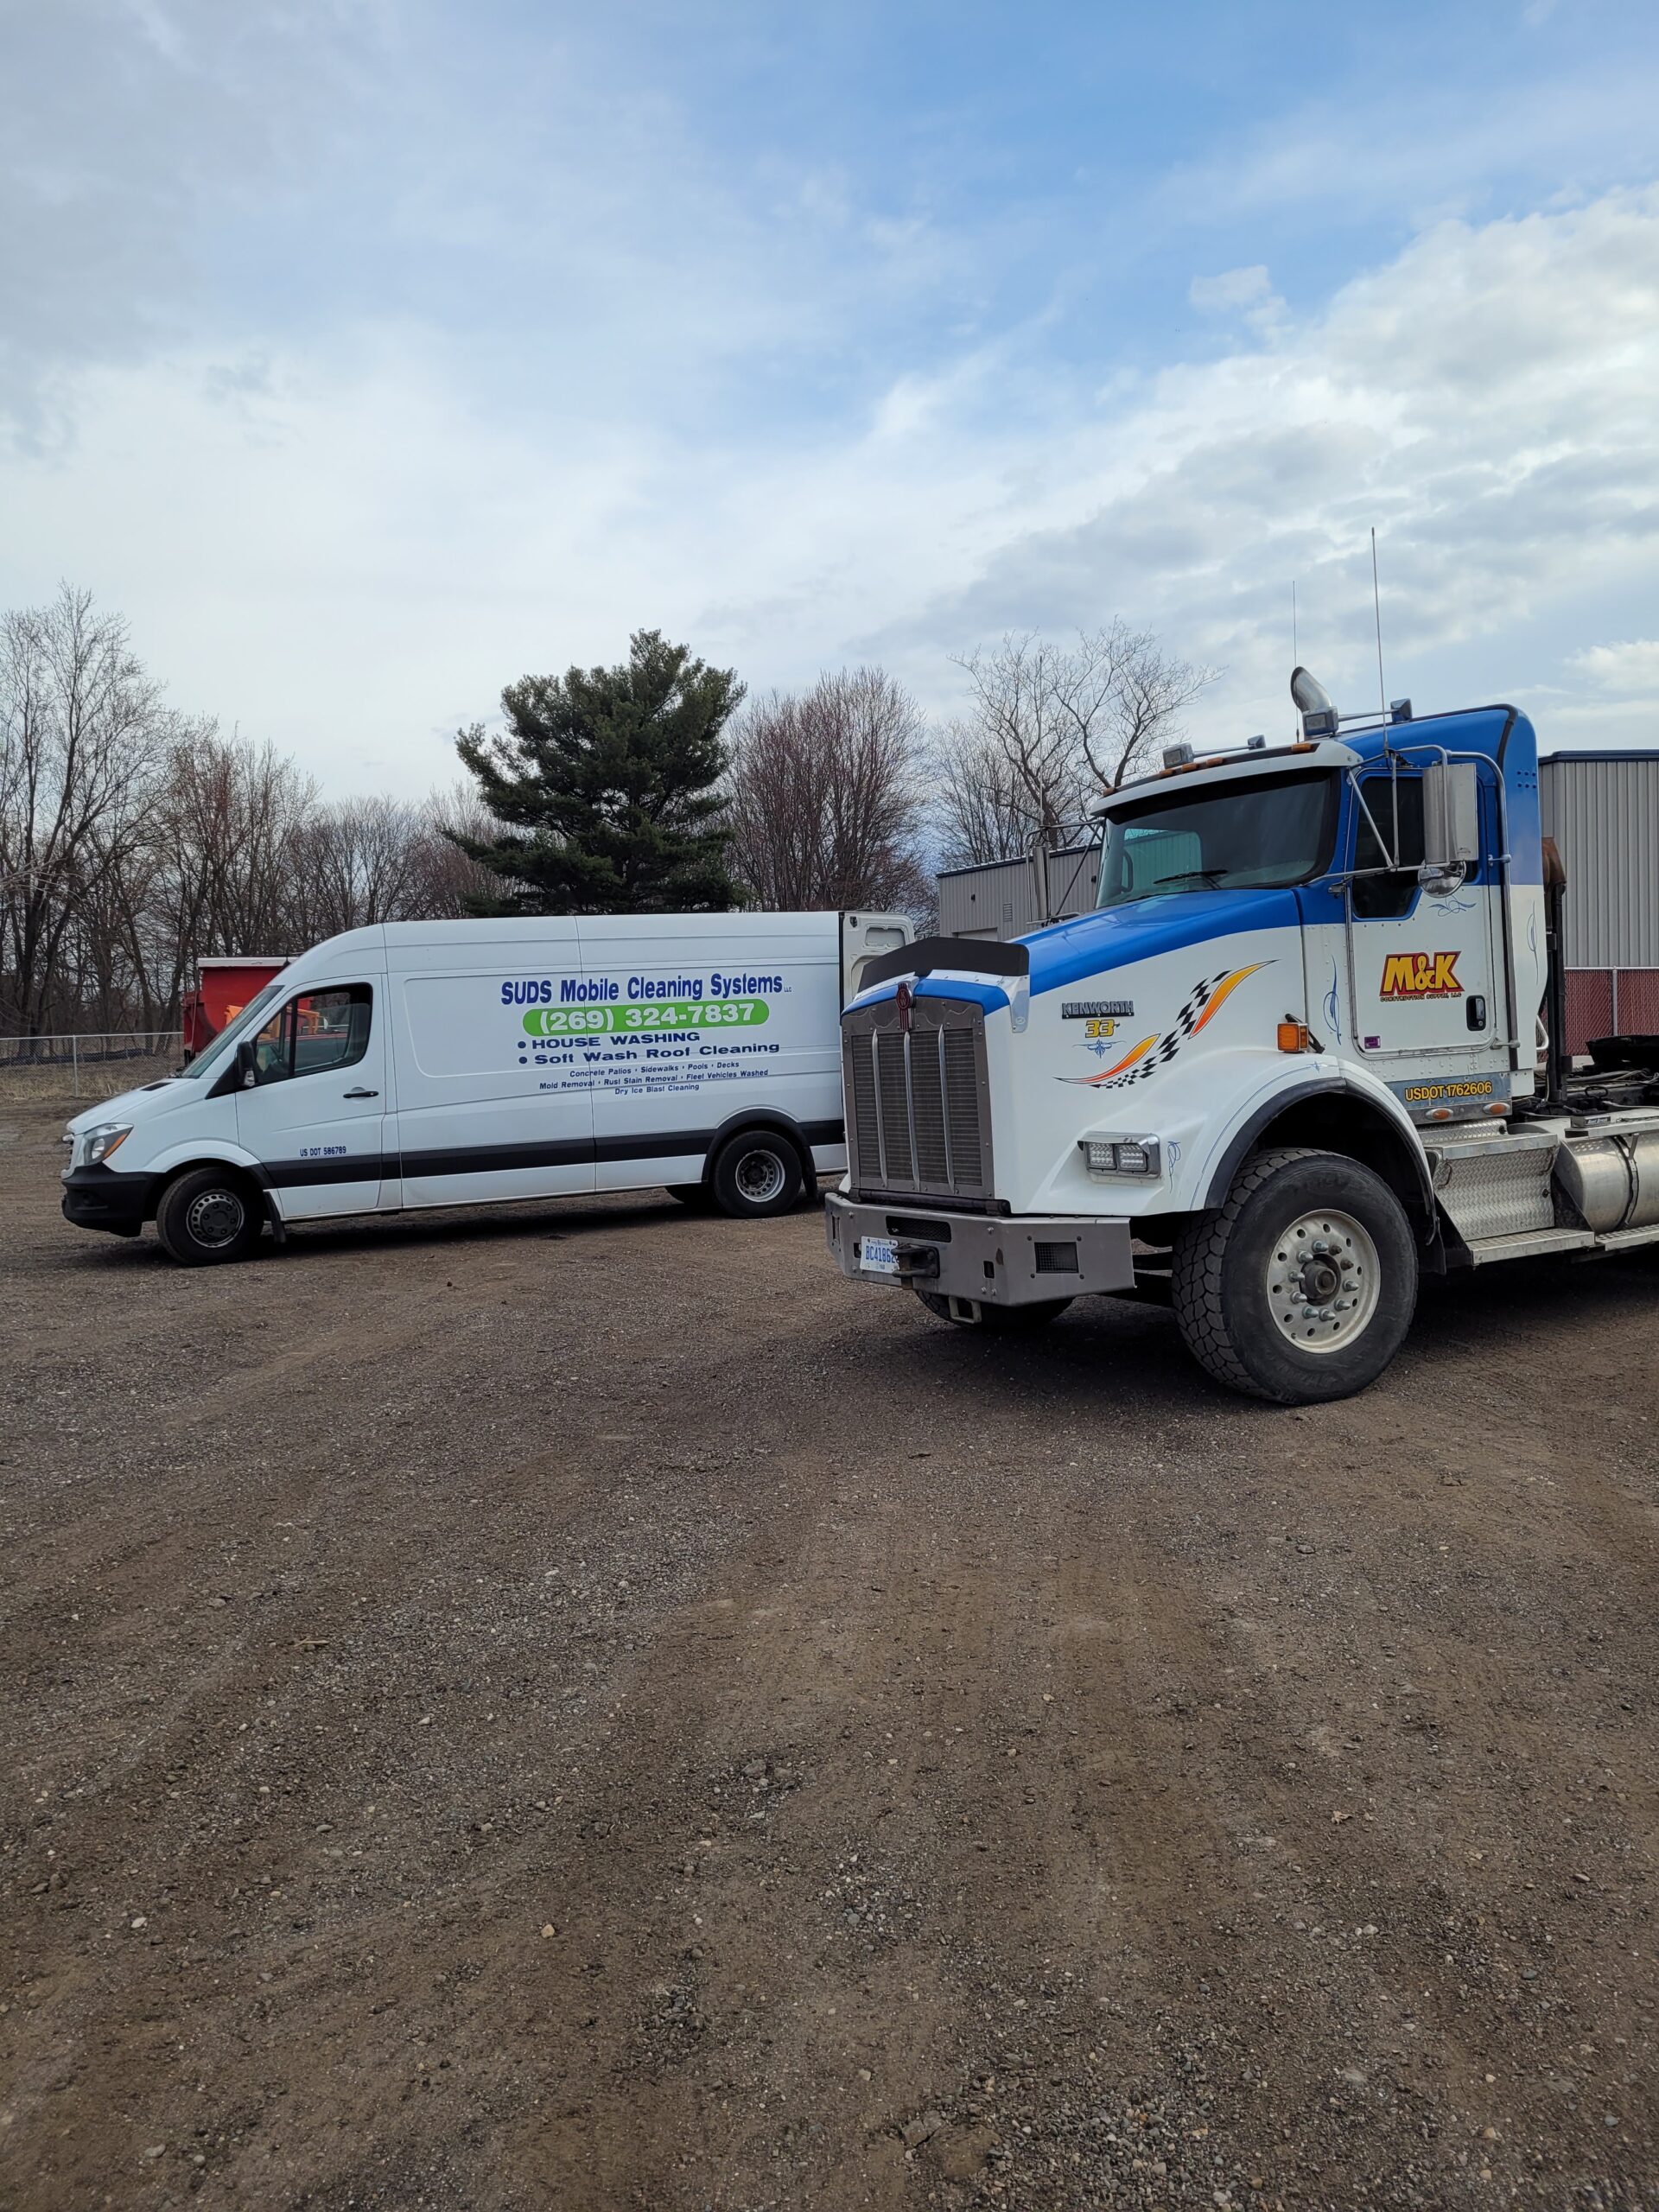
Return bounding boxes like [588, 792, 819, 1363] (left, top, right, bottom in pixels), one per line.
[1172, 1146, 1324, 1399]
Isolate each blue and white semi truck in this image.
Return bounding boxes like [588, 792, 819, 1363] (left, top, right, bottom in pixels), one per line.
[825, 673, 1659, 1403]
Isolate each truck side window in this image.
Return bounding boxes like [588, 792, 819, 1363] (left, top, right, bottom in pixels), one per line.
[1351, 776, 1426, 919]
[252, 986, 372, 1084]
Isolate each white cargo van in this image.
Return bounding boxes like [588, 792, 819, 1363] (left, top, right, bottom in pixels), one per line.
[62, 911, 911, 1264]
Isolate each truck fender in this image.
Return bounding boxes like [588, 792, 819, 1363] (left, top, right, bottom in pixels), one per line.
[1196, 1074, 1434, 1224]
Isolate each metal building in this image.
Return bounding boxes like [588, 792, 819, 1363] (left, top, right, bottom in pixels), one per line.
[938, 844, 1098, 939]
[935, 752, 1659, 1052]
[1540, 751, 1659, 1048]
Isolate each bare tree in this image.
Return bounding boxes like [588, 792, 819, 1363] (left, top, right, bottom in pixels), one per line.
[727, 668, 930, 912]
[0, 587, 176, 1036]
[417, 781, 504, 918]
[1066, 620, 1219, 792]
[935, 624, 1218, 871]
[291, 795, 427, 939]
[150, 730, 318, 965]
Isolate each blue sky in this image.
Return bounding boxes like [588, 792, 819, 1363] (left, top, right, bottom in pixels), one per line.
[3, 0, 1658, 792]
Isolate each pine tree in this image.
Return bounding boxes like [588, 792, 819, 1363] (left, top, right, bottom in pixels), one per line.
[452, 629, 745, 912]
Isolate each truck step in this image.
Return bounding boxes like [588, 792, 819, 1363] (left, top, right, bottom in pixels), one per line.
[1596, 1222, 1659, 1254]
[1429, 1133, 1557, 1243]
[1462, 1227, 1598, 1266]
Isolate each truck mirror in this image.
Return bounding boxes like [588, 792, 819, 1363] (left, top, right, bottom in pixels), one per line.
[1419, 760, 1480, 892]
[236, 1039, 257, 1089]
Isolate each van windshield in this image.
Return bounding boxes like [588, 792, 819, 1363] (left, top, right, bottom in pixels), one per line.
[1096, 769, 1338, 909]
[183, 982, 286, 1079]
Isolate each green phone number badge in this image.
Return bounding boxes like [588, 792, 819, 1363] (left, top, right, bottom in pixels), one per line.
[523, 998, 771, 1037]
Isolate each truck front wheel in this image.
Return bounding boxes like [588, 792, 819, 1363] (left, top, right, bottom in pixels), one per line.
[155, 1166, 266, 1266]
[1172, 1146, 1416, 1404]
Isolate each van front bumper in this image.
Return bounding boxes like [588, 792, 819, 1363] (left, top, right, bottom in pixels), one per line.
[824, 1192, 1136, 1307]
[61, 1166, 156, 1237]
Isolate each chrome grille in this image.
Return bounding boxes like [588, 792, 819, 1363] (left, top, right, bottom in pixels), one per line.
[842, 997, 992, 1204]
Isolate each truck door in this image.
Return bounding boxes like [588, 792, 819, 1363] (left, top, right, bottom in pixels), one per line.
[235, 982, 389, 1218]
[1346, 768, 1504, 1075]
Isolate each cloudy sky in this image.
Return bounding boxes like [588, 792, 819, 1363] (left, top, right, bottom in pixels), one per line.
[3, 0, 1658, 794]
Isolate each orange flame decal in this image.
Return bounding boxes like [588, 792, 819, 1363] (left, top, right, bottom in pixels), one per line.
[1190, 962, 1268, 1033]
[1072, 1034, 1157, 1084]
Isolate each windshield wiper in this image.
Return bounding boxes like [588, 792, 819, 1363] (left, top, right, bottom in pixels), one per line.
[1149, 867, 1227, 890]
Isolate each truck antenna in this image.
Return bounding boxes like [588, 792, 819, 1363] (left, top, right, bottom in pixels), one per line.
[1370, 528, 1385, 715]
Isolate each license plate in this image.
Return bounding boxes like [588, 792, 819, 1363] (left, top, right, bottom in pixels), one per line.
[859, 1235, 900, 1278]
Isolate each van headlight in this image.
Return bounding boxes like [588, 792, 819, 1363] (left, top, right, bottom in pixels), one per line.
[1081, 1135, 1161, 1177]
[78, 1122, 132, 1167]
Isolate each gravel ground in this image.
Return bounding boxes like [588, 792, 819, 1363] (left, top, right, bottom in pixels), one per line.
[2, 1101, 1656, 2210]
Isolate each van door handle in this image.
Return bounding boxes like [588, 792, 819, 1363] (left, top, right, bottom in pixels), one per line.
[343, 1087, 379, 1099]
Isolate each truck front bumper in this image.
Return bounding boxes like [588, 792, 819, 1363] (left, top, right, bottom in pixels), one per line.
[824, 1191, 1136, 1309]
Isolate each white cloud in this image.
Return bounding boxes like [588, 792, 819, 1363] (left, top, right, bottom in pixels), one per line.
[1190, 264, 1277, 315]
[1567, 639, 1659, 693]
[3, 188, 1659, 791]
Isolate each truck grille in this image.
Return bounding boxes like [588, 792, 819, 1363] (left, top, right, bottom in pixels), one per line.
[842, 996, 993, 1205]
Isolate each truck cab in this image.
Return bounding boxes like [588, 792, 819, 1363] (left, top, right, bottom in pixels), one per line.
[825, 684, 1659, 1402]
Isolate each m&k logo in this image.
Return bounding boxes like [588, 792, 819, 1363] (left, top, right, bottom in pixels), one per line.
[1381, 951, 1462, 1000]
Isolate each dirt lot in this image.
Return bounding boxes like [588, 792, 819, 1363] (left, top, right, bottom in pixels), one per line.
[3, 1101, 1656, 2211]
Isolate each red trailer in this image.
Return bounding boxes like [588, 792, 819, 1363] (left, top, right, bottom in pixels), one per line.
[181, 957, 289, 1058]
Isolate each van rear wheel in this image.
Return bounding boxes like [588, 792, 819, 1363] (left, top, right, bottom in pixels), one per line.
[155, 1166, 266, 1266]
[1172, 1146, 1416, 1403]
[709, 1129, 804, 1219]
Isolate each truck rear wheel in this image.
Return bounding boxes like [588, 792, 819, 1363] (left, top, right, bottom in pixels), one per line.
[709, 1128, 804, 1219]
[155, 1166, 266, 1266]
[915, 1290, 1072, 1331]
[1172, 1146, 1416, 1404]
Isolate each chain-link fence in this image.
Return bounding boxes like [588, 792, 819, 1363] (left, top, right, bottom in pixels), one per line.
[0, 1031, 183, 1103]
[1564, 970, 1659, 1055]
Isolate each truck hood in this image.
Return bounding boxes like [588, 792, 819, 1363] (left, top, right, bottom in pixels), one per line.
[1020, 887, 1304, 999]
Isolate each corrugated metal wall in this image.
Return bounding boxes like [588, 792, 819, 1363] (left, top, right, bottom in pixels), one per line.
[938, 844, 1099, 940]
[1540, 753, 1659, 968]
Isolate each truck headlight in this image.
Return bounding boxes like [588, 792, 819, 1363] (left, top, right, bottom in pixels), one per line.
[1081, 1135, 1161, 1177]
[79, 1122, 132, 1167]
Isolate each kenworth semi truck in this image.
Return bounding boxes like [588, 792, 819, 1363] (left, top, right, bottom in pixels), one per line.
[824, 675, 1659, 1403]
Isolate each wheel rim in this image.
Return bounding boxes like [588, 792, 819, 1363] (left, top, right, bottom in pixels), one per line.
[734, 1147, 786, 1205]
[186, 1188, 246, 1249]
[1265, 1207, 1381, 1353]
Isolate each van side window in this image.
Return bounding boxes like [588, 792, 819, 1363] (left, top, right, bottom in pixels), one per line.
[1351, 776, 1425, 920]
[252, 986, 372, 1084]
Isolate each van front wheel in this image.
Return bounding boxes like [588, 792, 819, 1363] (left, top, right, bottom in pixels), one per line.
[709, 1130, 804, 1219]
[155, 1166, 266, 1266]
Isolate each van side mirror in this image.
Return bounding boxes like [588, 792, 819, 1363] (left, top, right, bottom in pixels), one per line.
[236, 1039, 257, 1090]
[1420, 761, 1480, 892]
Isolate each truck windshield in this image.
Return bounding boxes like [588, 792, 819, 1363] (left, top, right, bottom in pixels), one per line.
[1096, 768, 1338, 909]
[182, 982, 286, 1079]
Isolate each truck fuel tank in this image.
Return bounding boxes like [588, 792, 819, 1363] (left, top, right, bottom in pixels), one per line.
[1555, 1125, 1659, 1233]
